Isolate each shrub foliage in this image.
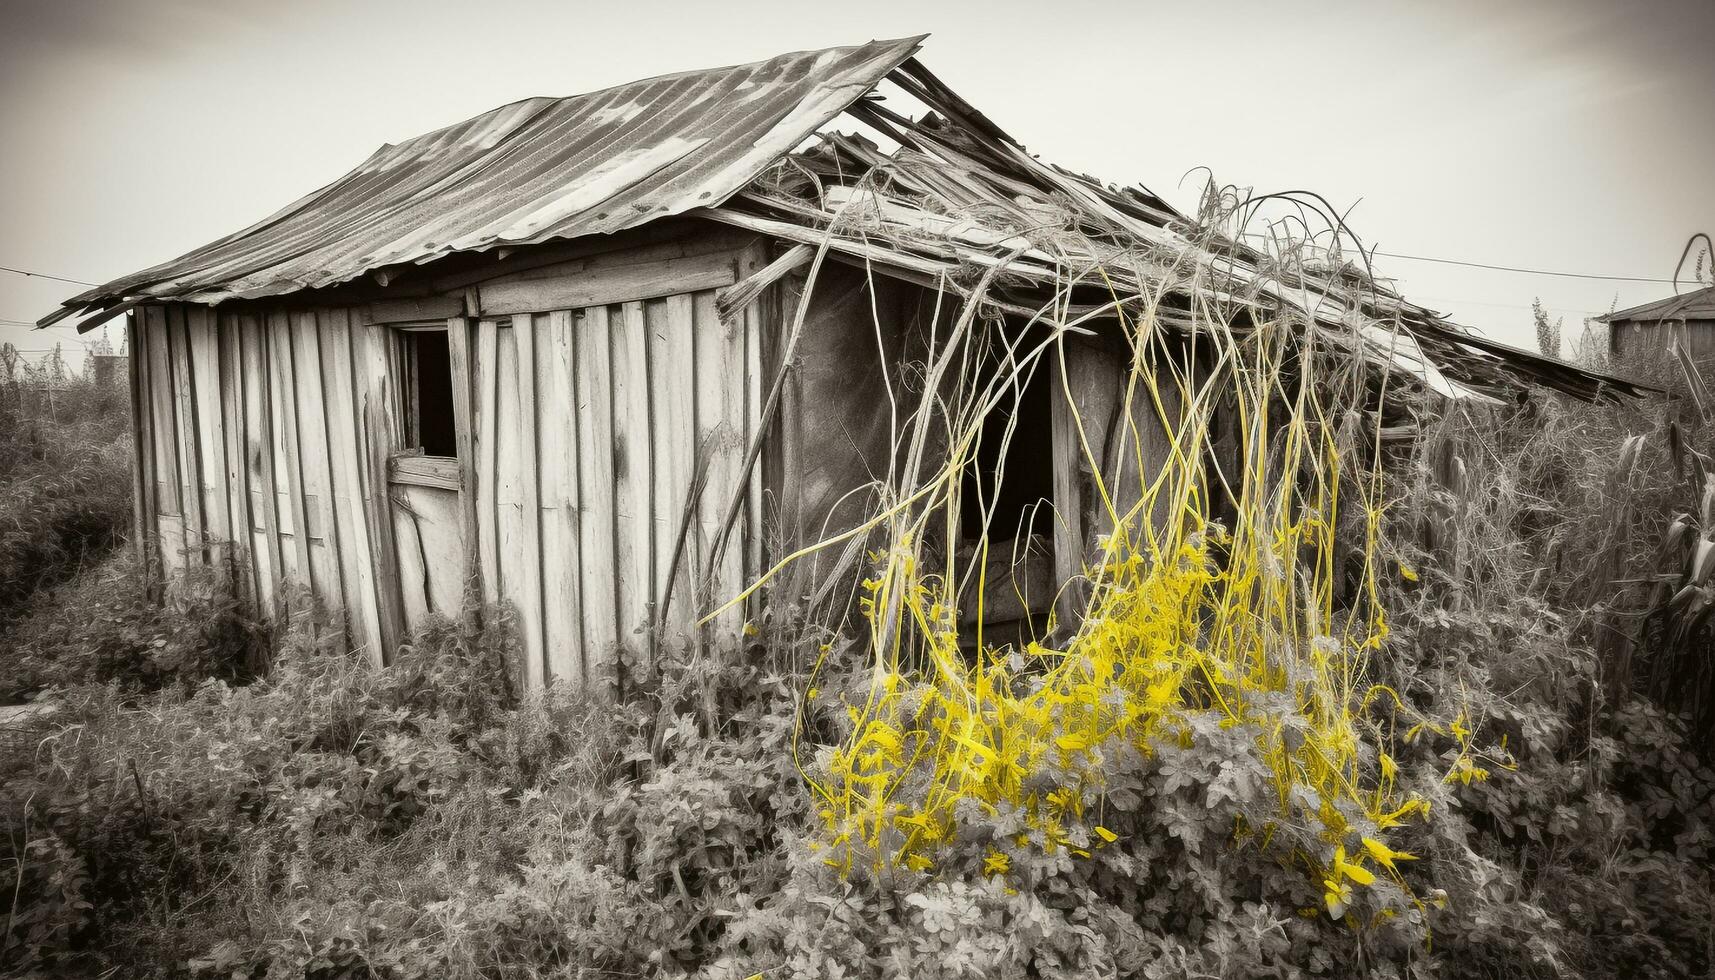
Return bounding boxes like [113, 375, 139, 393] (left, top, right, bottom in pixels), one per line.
[0, 356, 133, 624]
[2, 560, 1712, 978]
[2, 342, 1713, 978]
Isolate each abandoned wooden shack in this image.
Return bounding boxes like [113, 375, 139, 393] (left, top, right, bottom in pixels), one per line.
[1601, 285, 1715, 362]
[40, 36, 1641, 689]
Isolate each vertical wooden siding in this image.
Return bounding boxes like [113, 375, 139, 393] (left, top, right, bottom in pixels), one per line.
[131, 270, 769, 687]
[131, 303, 411, 665]
[473, 285, 767, 689]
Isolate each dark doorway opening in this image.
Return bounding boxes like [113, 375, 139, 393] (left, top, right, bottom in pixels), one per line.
[960, 352, 1056, 546]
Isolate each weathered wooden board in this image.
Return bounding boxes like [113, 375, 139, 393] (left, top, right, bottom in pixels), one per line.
[216, 313, 256, 601]
[611, 301, 653, 671]
[475, 318, 502, 610]
[494, 326, 530, 683]
[539, 310, 584, 685]
[446, 316, 479, 605]
[694, 289, 745, 645]
[740, 246, 768, 591]
[185, 307, 231, 555]
[481, 251, 738, 317]
[289, 312, 342, 609]
[574, 306, 618, 677]
[266, 313, 311, 590]
[319, 309, 384, 663]
[366, 294, 464, 325]
[512, 314, 545, 688]
[165, 307, 204, 563]
[648, 295, 698, 651]
[392, 483, 466, 618]
[390, 455, 462, 490]
[393, 487, 431, 625]
[351, 321, 405, 660]
[238, 314, 282, 613]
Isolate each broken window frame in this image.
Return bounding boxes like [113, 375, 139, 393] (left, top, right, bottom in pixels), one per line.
[387, 322, 462, 490]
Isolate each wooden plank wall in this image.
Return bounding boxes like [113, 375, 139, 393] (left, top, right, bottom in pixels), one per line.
[1610, 318, 1715, 364]
[473, 283, 767, 689]
[128, 236, 771, 689]
[130, 303, 416, 666]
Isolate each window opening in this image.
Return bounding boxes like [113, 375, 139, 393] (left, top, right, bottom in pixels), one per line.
[398, 327, 458, 459]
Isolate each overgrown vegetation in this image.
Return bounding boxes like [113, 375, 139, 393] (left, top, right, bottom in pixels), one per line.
[1, 366, 1711, 980]
[0, 344, 133, 633]
[3, 308, 1714, 977]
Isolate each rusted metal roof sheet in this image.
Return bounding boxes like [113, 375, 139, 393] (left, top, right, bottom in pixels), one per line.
[1598, 285, 1715, 324]
[48, 36, 922, 319]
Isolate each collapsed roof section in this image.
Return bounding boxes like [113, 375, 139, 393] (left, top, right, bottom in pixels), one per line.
[45, 37, 1646, 404]
[703, 56, 1648, 405]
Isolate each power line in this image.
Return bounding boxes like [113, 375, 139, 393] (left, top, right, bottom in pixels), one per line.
[0, 264, 97, 287]
[1373, 250, 1685, 284]
[3, 315, 117, 329]
[1411, 295, 1610, 316]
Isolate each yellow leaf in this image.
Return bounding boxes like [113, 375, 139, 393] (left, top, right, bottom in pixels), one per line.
[1334, 845, 1376, 886]
[1361, 836, 1417, 871]
[1056, 731, 1090, 752]
[1095, 826, 1119, 844]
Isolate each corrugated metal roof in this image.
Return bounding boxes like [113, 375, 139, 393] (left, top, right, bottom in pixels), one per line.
[1598, 285, 1715, 324]
[48, 36, 922, 318]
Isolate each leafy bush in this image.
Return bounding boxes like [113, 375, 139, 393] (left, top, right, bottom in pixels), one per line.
[0, 364, 133, 626]
[1, 552, 266, 702]
[4, 578, 1708, 979]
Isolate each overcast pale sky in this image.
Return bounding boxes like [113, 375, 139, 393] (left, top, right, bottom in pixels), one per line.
[3, 0, 1711, 363]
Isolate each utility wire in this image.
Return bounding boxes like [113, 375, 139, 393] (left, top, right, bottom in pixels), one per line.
[1372, 250, 1685, 285]
[3, 244, 1702, 302]
[0, 264, 97, 287]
